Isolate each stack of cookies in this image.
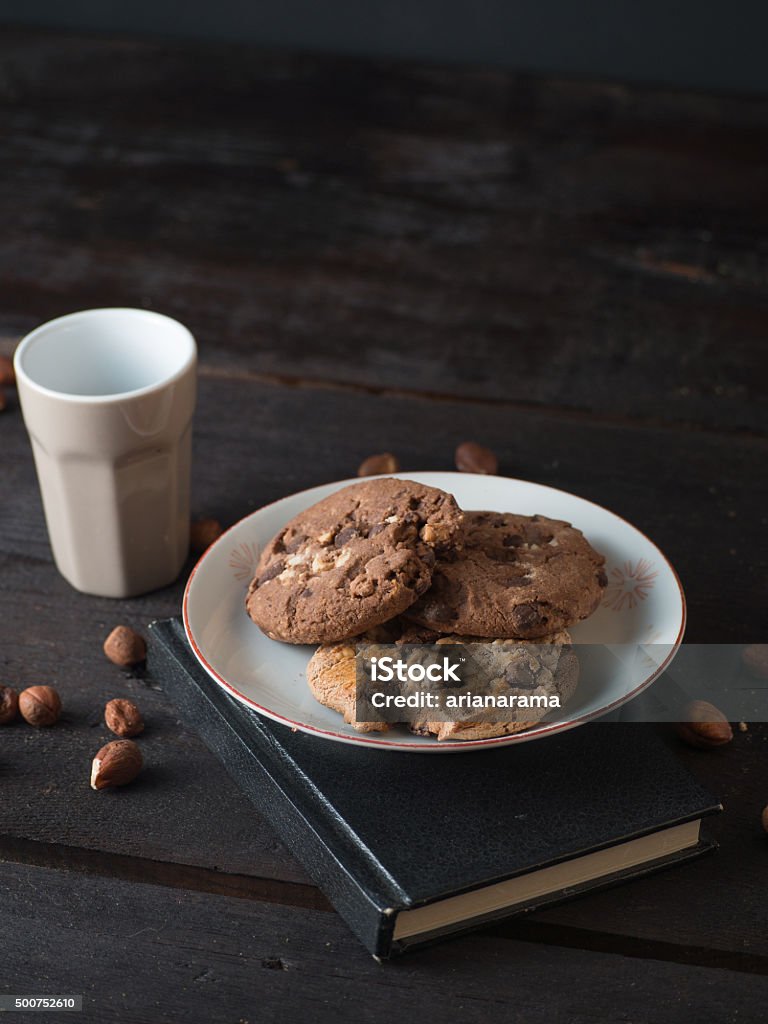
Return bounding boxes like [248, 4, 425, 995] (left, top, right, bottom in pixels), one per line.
[245, 478, 607, 741]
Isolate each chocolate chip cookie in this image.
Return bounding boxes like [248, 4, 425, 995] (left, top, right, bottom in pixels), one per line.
[306, 625, 577, 739]
[404, 511, 606, 638]
[305, 623, 401, 733]
[407, 629, 579, 741]
[246, 479, 463, 644]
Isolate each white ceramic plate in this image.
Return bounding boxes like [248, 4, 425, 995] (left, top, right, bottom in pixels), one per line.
[183, 473, 686, 752]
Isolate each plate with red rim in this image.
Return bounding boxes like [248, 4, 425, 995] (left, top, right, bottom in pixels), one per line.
[182, 472, 686, 752]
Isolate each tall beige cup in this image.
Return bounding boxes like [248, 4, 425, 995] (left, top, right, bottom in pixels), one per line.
[14, 308, 197, 598]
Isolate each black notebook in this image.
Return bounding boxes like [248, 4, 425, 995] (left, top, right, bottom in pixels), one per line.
[148, 617, 720, 959]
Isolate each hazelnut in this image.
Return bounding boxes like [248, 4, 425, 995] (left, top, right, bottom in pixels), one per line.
[19, 685, 62, 727]
[357, 452, 400, 477]
[90, 739, 143, 790]
[742, 644, 768, 680]
[762, 806, 768, 834]
[105, 698, 145, 737]
[190, 517, 223, 554]
[103, 626, 146, 667]
[676, 700, 733, 749]
[455, 441, 498, 475]
[0, 685, 19, 725]
[0, 355, 15, 387]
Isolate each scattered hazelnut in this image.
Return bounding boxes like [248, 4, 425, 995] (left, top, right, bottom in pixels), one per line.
[676, 700, 733, 749]
[90, 739, 143, 790]
[738, 721, 748, 733]
[0, 355, 14, 387]
[455, 441, 498, 475]
[742, 644, 768, 680]
[105, 698, 145, 738]
[357, 452, 400, 477]
[276, 156, 300, 174]
[762, 806, 768, 834]
[0, 685, 19, 725]
[104, 626, 146, 667]
[19, 685, 62, 727]
[190, 517, 223, 554]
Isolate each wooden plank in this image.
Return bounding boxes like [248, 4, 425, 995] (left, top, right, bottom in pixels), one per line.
[2, 860, 767, 1024]
[0, 375, 766, 963]
[1, 28, 767, 431]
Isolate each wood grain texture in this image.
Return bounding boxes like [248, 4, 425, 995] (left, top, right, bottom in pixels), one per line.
[1, 27, 766, 992]
[0, 375, 766, 964]
[0, 28, 767, 431]
[3, 860, 768, 1024]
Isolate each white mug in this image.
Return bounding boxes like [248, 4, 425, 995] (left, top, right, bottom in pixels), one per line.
[14, 308, 197, 598]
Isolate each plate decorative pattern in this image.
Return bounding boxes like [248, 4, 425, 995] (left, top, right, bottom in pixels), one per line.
[183, 473, 686, 753]
[228, 541, 261, 581]
[603, 558, 660, 611]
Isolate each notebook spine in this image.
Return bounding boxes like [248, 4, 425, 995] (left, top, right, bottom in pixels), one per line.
[149, 620, 398, 957]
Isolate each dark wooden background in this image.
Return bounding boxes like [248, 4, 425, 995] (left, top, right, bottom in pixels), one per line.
[1, 26, 767, 1023]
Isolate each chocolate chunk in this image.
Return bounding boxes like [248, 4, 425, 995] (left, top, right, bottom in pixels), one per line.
[505, 663, 536, 688]
[512, 603, 544, 631]
[334, 527, 359, 547]
[257, 560, 286, 586]
[502, 534, 523, 547]
[501, 575, 532, 587]
[285, 533, 308, 553]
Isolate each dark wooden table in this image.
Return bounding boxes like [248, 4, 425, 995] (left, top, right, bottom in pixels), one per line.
[1, 25, 767, 1023]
